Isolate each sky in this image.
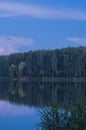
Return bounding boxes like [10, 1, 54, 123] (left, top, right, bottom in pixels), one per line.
[0, 0, 86, 55]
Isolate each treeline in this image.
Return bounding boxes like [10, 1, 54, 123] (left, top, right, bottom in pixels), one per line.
[0, 47, 86, 78]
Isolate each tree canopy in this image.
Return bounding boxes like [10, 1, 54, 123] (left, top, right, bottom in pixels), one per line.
[0, 47, 86, 78]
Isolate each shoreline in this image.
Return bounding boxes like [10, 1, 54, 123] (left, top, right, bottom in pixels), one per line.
[0, 77, 86, 82]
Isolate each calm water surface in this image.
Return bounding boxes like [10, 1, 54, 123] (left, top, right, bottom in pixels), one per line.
[0, 101, 40, 130]
[0, 80, 86, 130]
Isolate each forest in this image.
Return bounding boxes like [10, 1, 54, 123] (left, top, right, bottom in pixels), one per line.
[0, 46, 86, 78]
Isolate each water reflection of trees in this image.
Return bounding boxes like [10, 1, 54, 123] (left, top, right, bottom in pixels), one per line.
[0, 81, 86, 107]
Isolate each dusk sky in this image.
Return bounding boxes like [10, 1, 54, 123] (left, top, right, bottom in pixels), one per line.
[0, 0, 86, 55]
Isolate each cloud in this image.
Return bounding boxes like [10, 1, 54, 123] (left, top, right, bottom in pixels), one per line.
[67, 37, 86, 46]
[0, 36, 34, 55]
[0, 47, 4, 53]
[0, 2, 86, 20]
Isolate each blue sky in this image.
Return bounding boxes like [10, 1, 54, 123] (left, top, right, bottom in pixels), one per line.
[0, 0, 86, 55]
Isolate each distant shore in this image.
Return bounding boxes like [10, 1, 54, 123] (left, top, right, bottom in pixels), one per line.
[0, 77, 86, 82]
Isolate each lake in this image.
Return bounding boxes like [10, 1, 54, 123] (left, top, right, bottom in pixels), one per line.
[0, 80, 86, 130]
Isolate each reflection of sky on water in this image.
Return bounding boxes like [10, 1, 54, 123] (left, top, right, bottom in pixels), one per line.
[0, 101, 40, 130]
[0, 101, 34, 116]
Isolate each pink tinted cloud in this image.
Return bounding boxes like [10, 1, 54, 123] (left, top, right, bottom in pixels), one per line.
[0, 47, 4, 53]
[0, 36, 34, 55]
[67, 37, 86, 46]
[0, 2, 86, 20]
